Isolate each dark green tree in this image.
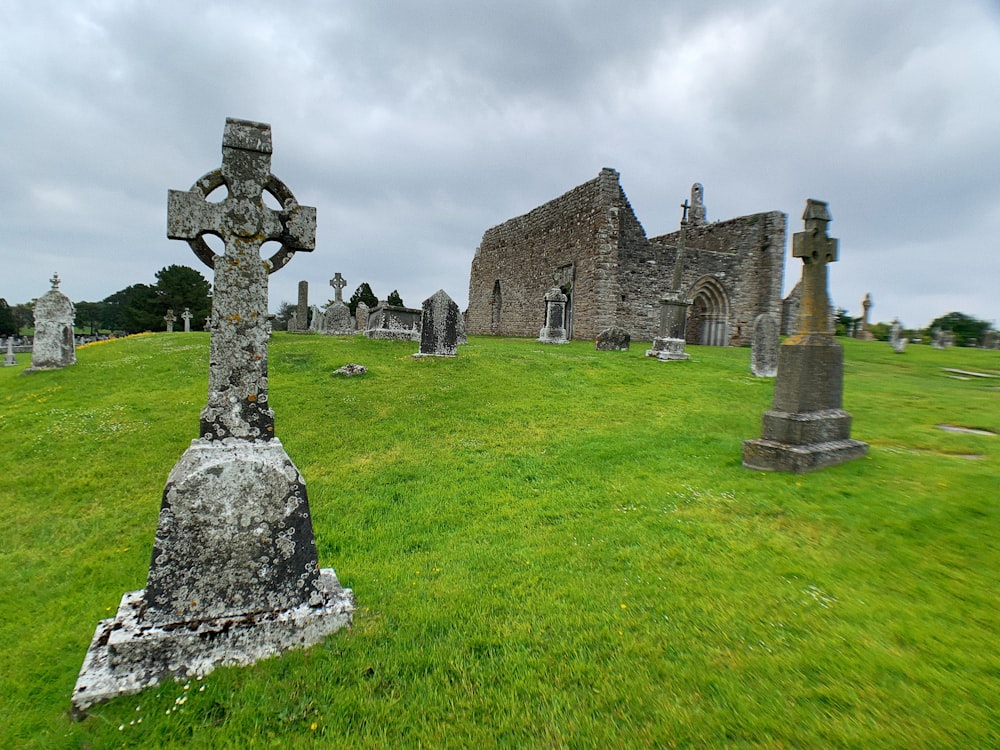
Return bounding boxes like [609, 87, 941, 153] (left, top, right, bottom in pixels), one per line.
[154, 265, 212, 325]
[925, 312, 991, 347]
[274, 301, 296, 331]
[347, 282, 378, 316]
[386, 289, 403, 307]
[0, 299, 14, 336]
[75, 301, 106, 335]
[11, 303, 33, 335]
[102, 284, 161, 334]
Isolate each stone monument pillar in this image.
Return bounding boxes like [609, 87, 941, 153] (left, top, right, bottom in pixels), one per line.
[750, 313, 779, 377]
[646, 198, 692, 361]
[181, 308, 192, 333]
[72, 118, 353, 717]
[26, 273, 76, 371]
[855, 292, 875, 340]
[164, 309, 176, 332]
[291, 280, 309, 332]
[742, 200, 868, 473]
[538, 287, 569, 344]
[4, 337, 16, 367]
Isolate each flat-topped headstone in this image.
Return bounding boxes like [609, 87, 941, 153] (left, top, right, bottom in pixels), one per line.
[742, 200, 868, 473]
[596, 326, 630, 351]
[415, 289, 460, 356]
[73, 118, 352, 717]
[26, 273, 76, 371]
[750, 313, 779, 377]
[538, 287, 569, 344]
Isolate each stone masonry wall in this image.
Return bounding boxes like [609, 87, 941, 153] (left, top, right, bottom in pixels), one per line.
[467, 169, 786, 345]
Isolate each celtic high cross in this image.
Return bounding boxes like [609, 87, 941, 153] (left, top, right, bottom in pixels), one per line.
[167, 118, 316, 440]
[330, 272, 347, 303]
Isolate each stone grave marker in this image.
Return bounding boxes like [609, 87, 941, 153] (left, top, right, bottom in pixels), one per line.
[292, 280, 309, 332]
[309, 304, 324, 332]
[415, 289, 460, 356]
[4, 336, 16, 367]
[750, 313, 779, 377]
[742, 200, 868, 473]
[365, 302, 422, 340]
[355, 300, 370, 332]
[72, 118, 353, 717]
[323, 273, 354, 334]
[182, 307, 192, 333]
[646, 198, 692, 361]
[26, 273, 76, 371]
[538, 287, 569, 344]
[595, 326, 630, 351]
[889, 319, 908, 353]
[164, 309, 176, 332]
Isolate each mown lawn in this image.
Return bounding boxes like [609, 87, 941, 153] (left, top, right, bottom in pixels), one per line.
[0, 332, 997, 748]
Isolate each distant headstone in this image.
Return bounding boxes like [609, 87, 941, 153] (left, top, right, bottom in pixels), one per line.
[595, 326, 630, 351]
[983, 331, 1000, 350]
[26, 273, 76, 371]
[72, 118, 352, 717]
[855, 293, 875, 340]
[415, 289, 460, 357]
[932, 327, 954, 349]
[308, 304, 324, 332]
[4, 337, 16, 367]
[164, 309, 176, 332]
[322, 273, 354, 334]
[538, 287, 569, 344]
[355, 301, 370, 332]
[646, 198, 692, 361]
[750, 313, 779, 377]
[742, 200, 868, 473]
[182, 308, 192, 333]
[889, 319, 908, 353]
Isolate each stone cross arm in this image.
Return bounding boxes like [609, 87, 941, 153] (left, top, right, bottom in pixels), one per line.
[792, 199, 838, 264]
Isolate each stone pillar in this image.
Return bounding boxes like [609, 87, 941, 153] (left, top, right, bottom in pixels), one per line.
[26, 273, 76, 371]
[742, 200, 868, 473]
[750, 313, 779, 377]
[292, 280, 308, 332]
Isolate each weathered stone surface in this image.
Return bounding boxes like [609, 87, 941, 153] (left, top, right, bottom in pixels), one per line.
[74, 117, 350, 718]
[538, 287, 569, 344]
[416, 289, 460, 356]
[322, 301, 354, 334]
[4, 337, 16, 367]
[182, 308, 192, 333]
[743, 200, 868, 473]
[596, 326, 630, 351]
[290, 280, 309, 332]
[164, 309, 176, 332]
[889, 319, 908, 353]
[355, 301, 370, 332]
[364, 303, 421, 340]
[467, 169, 786, 345]
[27, 273, 75, 371]
[333, 363, 367, 376]
[855, 292, 875, 340]
[750, 313, 779, 377]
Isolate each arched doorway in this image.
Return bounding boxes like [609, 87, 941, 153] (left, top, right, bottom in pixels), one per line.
[686, 276, 731, 346]
[490, 280, 502, 334]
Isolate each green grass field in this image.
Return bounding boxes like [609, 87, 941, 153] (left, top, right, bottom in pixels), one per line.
[1, 333, 997, 748]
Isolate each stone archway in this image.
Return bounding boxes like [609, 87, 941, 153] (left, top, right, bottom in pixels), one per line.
[490, 280, 502, 333]
[686, 276, 731, 346]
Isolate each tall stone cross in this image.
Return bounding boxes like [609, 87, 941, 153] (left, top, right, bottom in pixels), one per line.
[330, 272, 347, 303]
[167, 117, 316, 440]
[164, 309, 176, 332]
[789, 199, 838, 341]
[181, 307, 192, 333]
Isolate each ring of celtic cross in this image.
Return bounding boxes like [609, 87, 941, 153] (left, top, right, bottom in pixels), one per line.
[181, 168, 306, 274]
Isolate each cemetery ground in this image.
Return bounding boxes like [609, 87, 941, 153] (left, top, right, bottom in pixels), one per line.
[1, 333, 997, 749]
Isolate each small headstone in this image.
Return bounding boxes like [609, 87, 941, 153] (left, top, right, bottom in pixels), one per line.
[742, 200, 868, 473]
[182, 308, 192, 333]
[538, 287, 569, 344]
[595, 326, 630, 351]
[164, 309, 176, 332]
[889, 319, 908, 353]
[4, 336, 16, 367]
[308, 304, 324, 332]
[72, 117, 352, 717]
[750, 313, 779, 377]
[26, 273, 76, 371]
[415, 289, 460, 357]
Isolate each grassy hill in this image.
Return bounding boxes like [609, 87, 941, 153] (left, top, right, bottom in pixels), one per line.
[1, 333, 997, 748]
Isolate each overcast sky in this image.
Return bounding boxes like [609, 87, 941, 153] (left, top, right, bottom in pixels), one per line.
[2, 0, 998, 330]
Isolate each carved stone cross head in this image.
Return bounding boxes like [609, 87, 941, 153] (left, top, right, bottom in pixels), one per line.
[167, 118, 316, 275]
[793, 199, 838, 265]
[330, 272, 347, 303]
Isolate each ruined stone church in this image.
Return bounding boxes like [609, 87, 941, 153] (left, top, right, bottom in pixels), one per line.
[466, 168, 787, 345]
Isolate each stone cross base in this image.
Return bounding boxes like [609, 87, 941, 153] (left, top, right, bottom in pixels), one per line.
[71, 570, 353, 718]
[537, 327, 568, 344]
[645, 337, 690, 361]
[742, 436, 869, 474]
